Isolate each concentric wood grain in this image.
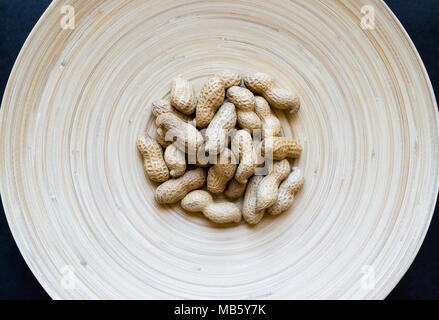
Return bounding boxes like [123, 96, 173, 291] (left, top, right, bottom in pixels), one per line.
[0, 0, 438, 299]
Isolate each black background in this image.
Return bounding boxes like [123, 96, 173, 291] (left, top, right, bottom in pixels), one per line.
[0, 0, 438, 300]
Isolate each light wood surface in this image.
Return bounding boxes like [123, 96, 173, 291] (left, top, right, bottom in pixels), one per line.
[0, 0, 438, 299]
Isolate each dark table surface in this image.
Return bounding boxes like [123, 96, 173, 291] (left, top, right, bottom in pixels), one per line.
[0, 0, 438, 300]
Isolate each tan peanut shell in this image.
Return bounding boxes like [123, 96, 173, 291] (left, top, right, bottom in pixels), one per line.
[181, 190, 242, 224]
[155, 168, 206, 204]
[151, 98, 192, 122]
[244, 72, 300, 114]
[156, 112, 204, 154]
[255, 96, 281, 139]
[243, 72, 272, 92]
[195, 76, 226, 128]
[137, 136, 169, 183]
[231, 130, 257, 184]
[267, 167, 304, 215]
[215, 70, 242, 88]
[224, 178, 247, 200]
[205, 102, 237, 155]
[164, 144, 187, 178]
[152, 100, 192, 149]
[226, 86, 262, 133]
[170, 76, 197, 115]
[256, 159, 290, 211]
[261, 136, 302, 160]
[207, 148, 237, 194]
[195, 157, 211, 168]
[243, 175, 265, 225]
[155, 126, 171, 148]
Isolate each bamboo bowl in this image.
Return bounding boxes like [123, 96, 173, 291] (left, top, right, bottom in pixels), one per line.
[1, 0, 438, 299]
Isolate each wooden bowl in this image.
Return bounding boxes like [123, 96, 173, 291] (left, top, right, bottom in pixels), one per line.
[1, 0, 438, 299]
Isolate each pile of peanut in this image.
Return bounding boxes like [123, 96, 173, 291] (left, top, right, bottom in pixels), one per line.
[137, 71, 304, 225]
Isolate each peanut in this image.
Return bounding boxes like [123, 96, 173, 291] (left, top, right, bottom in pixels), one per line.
[267, 167, 304, 215]
[231, 130, 257, 184]
[195, 158, 211, 168]
[215, 70, 242, 88]
[255, 96, 281, 139]
[170, 76, 197, 115]
[207, 148, 237, 194]
[164, 144, 187, 178]
[137, 135, 169, 183]
[243, 175, 265, 225]
[155, 126, 171, 148]
[195, 76, 225, 128]
[226, 86, 262, 133]
[155, 168, 206, 204]
[151, 98, 192, 122]
[152, 100, 192, 149]
[256, 159, 290, 211]
[156, 112, 204, 154]
[224, 178, 247, 200]
[205, 102, 237, 155]
[244, 72, 300, 114]
[181, 190, 242, 224]
[261, 136, 302, 160]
